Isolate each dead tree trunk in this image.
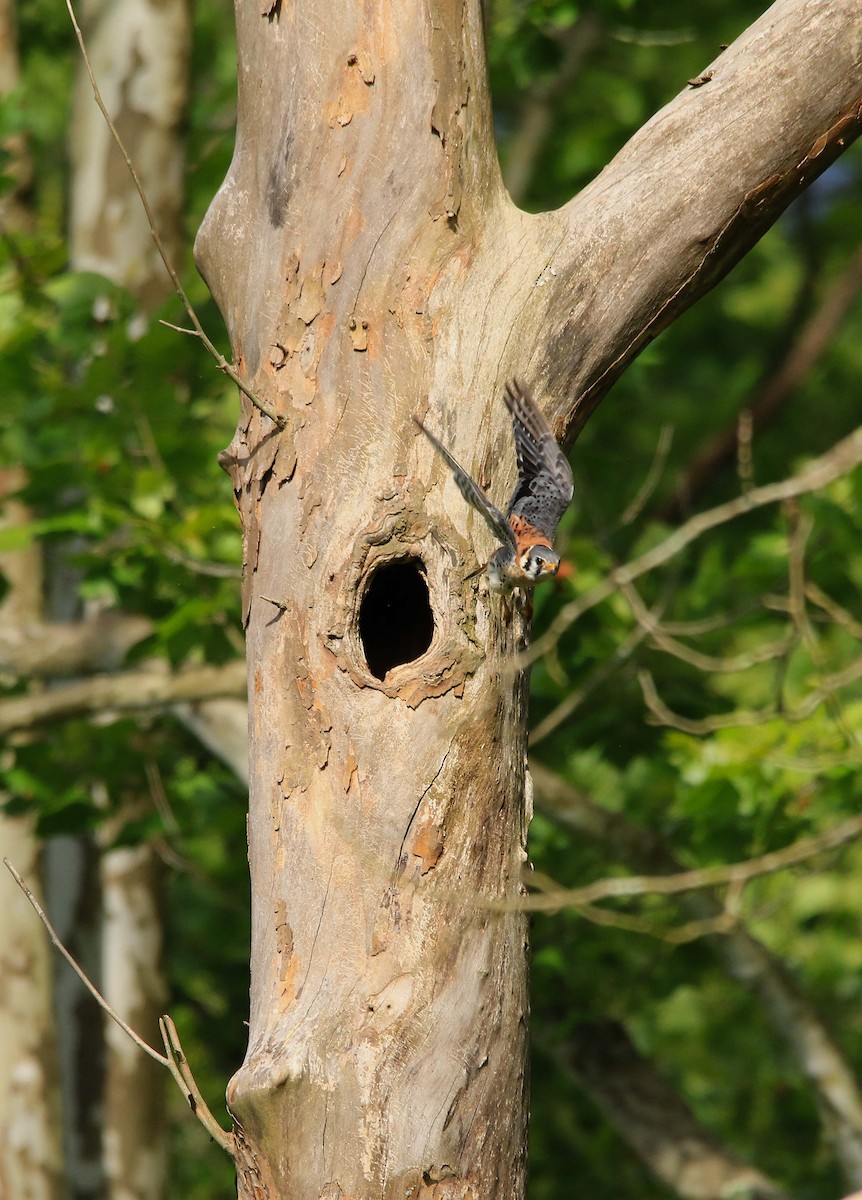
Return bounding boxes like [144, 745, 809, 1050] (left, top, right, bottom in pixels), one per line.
[194, 1, 862, 1195]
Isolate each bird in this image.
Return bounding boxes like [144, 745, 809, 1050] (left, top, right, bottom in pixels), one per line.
[414, 379, 574, 594]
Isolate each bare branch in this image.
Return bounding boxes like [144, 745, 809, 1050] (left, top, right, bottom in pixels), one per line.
[0, 611, 153, 678]
[63, 0, 284, 429]
[160, 1016, 235, 1153]
[0, 660, 247, 735]
[806, 582, 862, 640]
[525, 424, 862, 666]
[514, 812, 862, 913]
[619, 424, 674, 527]
[639, 651, 862, 737]
[526, 0, 862, 438]
[529, 620, 650, 747]
[4, 858, 168, 1065]
[554, 898, 741, 943]
[786, 504, 861, 751]
[621, 580, 793, 674]
[4, 859, 236, 1154]
[161, 544, 242, 579]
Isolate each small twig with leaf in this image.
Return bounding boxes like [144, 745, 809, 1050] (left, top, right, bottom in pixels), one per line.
[3, 857, 236, 1156]
[63, 0, 283, 429]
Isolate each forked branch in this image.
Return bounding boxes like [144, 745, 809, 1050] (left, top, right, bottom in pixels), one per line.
[4, 858, 236, 1155]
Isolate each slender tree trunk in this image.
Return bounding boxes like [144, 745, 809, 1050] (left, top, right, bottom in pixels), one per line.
[0, 469, 64, 1200]
[69, 0, 190, 306]
[0, 12, 64, 1192]
[65, 1, 190, 1194]
[0, 818, 65, 1200]
[99, 847, 168, 1200]
[195, 0, 862, 1194]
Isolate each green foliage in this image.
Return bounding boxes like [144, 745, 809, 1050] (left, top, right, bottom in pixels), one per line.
[484, 4, 862, 1197]
[4, 0, 862, 1196]
[1, 2, 244, 1195]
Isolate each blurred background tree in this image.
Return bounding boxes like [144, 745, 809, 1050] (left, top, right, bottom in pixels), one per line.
[2, 0, 862, 1196]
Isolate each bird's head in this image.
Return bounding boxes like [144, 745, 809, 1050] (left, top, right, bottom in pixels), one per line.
[520, 544, 560, 582]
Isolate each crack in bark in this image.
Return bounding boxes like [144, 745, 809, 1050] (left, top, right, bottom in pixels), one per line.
[296, 858, 336, 1002]
[396, 748, 451, 873]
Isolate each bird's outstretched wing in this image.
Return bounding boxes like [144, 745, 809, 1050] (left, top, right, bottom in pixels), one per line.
[504, 379, 574, 541]
[413, 417, 517, 552]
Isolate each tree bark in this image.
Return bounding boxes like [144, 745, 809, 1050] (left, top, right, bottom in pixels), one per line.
[195, 0, 862, 1195]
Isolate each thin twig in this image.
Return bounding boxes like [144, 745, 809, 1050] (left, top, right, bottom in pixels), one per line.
[786, 504, 860, 751]
[529, 619, 648, 747]
[64, 0, 284, 429]
[4, 857, 168, 1064]
[659, 606, 762, 636]
[663, 238, 862, 521]
[159, 320, 201, 337]
[639, 648, 862, 736]
[510, 811, 862, 913]
[530, 761, 862, 1174]
[619, 423, 674, 526]
[160, 1016, 235, 1152]
[567, 900, 742, 944]
[4, 858, 236, 1154]
[162, 544, 242, 579]
[621, 579, 793, 674]
[524, 424, 862, 666]
[805, 582, 862, 639]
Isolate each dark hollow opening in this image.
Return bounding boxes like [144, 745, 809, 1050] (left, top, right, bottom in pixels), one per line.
[359, 558, 434, 680]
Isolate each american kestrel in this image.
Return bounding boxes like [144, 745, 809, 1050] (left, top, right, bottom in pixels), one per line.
[415, 380, 574, 593]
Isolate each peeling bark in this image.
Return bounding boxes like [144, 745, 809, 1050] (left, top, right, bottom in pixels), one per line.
[195, 0, 862, 1194]
[197, 5, 532, 1198]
